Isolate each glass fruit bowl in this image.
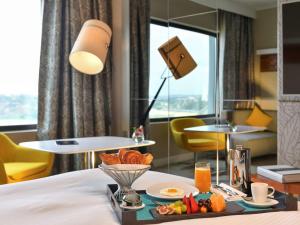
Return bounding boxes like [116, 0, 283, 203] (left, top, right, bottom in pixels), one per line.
[99, 163, 150, 201]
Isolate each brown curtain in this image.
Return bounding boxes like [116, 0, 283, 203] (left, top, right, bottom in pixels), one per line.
[38, 0, 112, 173]
[219, 10, 255, 110]
[129, 0, 150, 132]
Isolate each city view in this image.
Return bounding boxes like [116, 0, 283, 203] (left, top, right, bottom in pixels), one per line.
[150, 94, 209, 118]
[0, 95, 37, 126]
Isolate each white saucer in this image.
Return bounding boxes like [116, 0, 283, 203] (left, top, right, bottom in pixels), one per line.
[120, 203, 145, 210]
[146, 182, 199, 200]
[242, 198, 279, 208]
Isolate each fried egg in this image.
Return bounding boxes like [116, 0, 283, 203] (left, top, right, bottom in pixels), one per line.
[159, 187, 184, 197]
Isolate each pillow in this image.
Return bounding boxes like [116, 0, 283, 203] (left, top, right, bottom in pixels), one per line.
[245, 105, 272, 127]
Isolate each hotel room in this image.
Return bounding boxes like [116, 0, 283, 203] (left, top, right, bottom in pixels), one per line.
[0, 0, 299, 224]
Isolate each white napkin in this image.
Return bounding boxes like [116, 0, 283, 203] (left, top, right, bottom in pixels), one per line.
[211, 183, 247, 202]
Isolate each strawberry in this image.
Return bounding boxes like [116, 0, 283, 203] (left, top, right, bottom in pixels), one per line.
[189, 193, 199, 213]
[182, 195, 187, 205]
[186, 197, 191, 214]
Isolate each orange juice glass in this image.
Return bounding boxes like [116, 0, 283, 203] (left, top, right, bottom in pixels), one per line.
[194, 162, 211, 193]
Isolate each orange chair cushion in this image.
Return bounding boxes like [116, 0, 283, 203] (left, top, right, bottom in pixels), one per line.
[246, 105, 272, 127]
[4, 162, 48, 180]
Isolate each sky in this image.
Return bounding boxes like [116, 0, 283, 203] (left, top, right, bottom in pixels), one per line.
[0, 1, 41, 96]
[149, 24, 215, 101]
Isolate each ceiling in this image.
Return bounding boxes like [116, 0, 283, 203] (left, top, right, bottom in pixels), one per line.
[232, 0, 277, 10]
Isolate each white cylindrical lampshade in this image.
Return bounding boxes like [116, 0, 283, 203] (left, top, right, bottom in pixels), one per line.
[69, 19, 112, 75]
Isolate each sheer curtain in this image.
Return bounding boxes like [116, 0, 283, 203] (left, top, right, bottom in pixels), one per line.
[218, 10, 255, 110]
[38, 0, 113, 173]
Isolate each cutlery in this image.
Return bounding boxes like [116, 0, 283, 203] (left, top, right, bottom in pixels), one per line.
[214, 185, 236, 196]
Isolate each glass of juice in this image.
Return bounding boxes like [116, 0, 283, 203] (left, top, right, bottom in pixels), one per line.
[194, 162, 211, 193]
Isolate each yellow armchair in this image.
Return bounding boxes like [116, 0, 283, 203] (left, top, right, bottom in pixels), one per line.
[170, 118, 225, 155]
[0, 133, 54, 184]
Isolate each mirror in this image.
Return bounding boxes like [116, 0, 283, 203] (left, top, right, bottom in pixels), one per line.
[145, 0, 278, 187]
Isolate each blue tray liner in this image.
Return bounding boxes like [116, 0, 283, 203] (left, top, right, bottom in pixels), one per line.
[136, 194, 272, 221]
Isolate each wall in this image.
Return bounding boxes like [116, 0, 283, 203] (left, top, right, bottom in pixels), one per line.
[278, 0, 300, 167]
[4, 130, 37, 144]
[254, 7, 278, 111]
[111, 0, 130, 137]
[151, 0, 217, 33]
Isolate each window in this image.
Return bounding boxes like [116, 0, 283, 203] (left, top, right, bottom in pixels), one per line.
[0, 1, 42, 128]
[149, 21, 216, 119]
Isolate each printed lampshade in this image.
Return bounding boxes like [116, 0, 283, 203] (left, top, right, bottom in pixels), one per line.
[69, 19, 112, 75]
[158, 36, 197, 80]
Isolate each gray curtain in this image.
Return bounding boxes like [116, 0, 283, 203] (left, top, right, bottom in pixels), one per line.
[130, 0, 150, 132]
[38, 0, 112, 173]
[218, 10, 255, 109]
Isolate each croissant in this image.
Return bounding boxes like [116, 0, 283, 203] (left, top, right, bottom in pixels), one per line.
[118, 148, 127, 163]
[99, 153, 121, 165]
[122, 150, 144, 164]
[142, 153, 154, 165]
[99, 149, 154, 165]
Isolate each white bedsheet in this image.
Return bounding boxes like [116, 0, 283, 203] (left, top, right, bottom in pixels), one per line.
[0, 169, 299, 225]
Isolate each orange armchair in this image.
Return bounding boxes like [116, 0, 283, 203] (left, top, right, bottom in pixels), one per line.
[170, 118, 225, 158]
[0, 133, 54, 184]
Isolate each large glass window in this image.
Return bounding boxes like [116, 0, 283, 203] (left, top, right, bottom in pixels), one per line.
[0, 1, 42, 127]
[149, 21, 216, 119]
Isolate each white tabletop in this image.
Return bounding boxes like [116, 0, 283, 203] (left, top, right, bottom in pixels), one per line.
[19, 136, 155, 154]
[184, 125, 266, 134]
[0, 169, 298, 225]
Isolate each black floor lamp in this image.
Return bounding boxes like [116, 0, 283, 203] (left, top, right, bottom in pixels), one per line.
[138, 36, 198, 127]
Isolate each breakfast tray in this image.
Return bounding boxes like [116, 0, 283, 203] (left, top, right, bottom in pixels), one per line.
[106, 184, 298, 225]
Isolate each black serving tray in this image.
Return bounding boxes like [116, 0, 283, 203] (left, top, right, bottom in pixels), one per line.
[106, 184, 298, 225]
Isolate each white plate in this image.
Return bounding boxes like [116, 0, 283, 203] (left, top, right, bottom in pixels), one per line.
[242, 198, 279, 208]
[120, 203, 145, 210]
[146, 182, 199, 200]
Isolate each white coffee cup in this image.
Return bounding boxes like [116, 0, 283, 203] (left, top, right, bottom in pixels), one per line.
[251, 182, 275, 203]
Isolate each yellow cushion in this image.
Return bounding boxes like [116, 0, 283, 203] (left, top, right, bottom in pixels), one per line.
[188, 138, 217, 147]
[246, 105, 272, 127]
[4, 162, 48, 180]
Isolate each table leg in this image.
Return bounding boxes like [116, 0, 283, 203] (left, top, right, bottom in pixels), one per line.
[225, 134, 231, 169]
[87, 151, 91, 169]
[86, 151, 95, 169]
[91, 151, 95, 168]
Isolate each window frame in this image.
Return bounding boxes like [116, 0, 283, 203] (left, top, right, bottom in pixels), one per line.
[149, 19, 217, 122]
[0, 124, 37, 132]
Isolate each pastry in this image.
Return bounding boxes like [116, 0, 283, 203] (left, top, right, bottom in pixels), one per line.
[99, 149, 153, 165]
[122, 150, 144, 164]
[99, 153, 121, 165]
[142, 153, 154, 165]
[118, 148, 127, 163]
